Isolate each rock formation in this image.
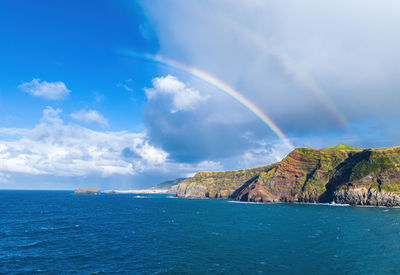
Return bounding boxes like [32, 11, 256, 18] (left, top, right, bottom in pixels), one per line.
[174, 145, 400, 206]
[74, 188, 99, 194]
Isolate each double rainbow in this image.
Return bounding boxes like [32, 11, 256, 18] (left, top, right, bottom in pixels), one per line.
[123, 50, 295, 150]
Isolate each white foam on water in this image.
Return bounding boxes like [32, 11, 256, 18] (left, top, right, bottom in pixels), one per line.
[228, 200, 352, 207]
[228, 200, 277, 205]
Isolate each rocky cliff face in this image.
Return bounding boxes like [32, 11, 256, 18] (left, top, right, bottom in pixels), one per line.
[175, 145, 400, 206]
[172, 165, 273, 198]
[333, 187, 400, 207]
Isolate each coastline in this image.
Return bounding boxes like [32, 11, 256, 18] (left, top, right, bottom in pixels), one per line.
[173, 145, 400, 207]
[175, 195, 400, 208]
[101, 189, 176, 194]
[213, 197, 400, 208]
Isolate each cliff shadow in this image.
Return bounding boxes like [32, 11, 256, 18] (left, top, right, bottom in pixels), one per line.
[230, 175, 259, 200]
[318, 150, 371, 203]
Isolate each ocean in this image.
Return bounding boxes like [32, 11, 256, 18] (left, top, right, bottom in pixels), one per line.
[1, 191, 400, 274]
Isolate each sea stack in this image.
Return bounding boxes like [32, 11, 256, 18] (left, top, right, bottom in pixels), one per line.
[74, 188, 100, 194]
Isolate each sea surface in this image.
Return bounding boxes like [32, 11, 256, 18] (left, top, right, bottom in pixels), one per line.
[1, 191, 400, 274]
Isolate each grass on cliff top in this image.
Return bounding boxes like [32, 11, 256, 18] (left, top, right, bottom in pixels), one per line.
[322, 144, 360, 151]
[370, 146, 400, 152]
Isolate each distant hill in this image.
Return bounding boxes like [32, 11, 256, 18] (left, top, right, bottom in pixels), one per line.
[174, 144, 400, 206]
[322, 144, 360, 151]
[151, 178, 188, 190]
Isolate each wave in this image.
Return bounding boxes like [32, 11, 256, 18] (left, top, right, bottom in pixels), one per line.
[317, 202, 350, 207]
[19, 241, 44, 248]
[354, 205, 400, 209]
[228, 200, 350, 207]
[133, 195, 151, 198]
[228, 200, 280, 205]
[228, 200, 400, 208]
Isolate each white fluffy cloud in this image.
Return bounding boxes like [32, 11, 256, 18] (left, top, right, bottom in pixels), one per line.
[0, 107, 168, 178]
[0, 107, 229, 187]
[145, 75, 207, 113]
[18, 79, 71, 100]
[71, 109, 108, 126]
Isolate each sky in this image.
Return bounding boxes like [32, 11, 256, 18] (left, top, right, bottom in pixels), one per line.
[1, 0, 400, 189]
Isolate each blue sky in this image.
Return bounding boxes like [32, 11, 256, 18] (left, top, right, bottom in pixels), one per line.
[1, 0, 400, 189]
[0, 0, 155, 130]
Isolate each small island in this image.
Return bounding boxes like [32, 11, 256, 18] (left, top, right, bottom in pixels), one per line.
[74, 188, 100, 194]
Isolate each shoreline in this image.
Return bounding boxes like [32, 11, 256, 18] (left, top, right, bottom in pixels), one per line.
[185, 197, 400, 208]
[101, 189, 176, 194]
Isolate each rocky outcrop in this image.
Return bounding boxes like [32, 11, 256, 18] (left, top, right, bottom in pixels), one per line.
[174, 145, 400, 206]
[74, 188, 99, 194]
[333, 187, 400, 207]
[171, 182, 209, 198]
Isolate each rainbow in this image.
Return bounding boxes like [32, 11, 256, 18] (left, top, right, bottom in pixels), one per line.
[222, 18, 349, 129]
[123, 50, 295, 150]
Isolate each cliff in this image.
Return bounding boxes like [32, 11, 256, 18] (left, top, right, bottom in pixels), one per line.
[172, 165, 272, 198]
[175, 145, 400, 206]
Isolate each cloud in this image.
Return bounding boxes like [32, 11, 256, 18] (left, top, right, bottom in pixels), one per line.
[139, 0, 400, 134]
[166, 160, 224, 178]
[70, 109, 109, 126]
[145, 75, 207, 113]
[11, 1, 400, 188]
[0, 107, 230, 188]
[142, 74, 281, 164]
[0, 128, 29, 138]
[117, 79, 134, 92]
[93, 92, 106, 103]
[19, 79, 71, 100]
[123, 85, 133, 92]
[235, 141, 290, 170]
[0, 172, 11, 183]
[132, 139, 168, 164]
[0, 106, 167, 178]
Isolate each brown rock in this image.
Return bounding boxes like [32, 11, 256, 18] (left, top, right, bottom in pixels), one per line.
[74, 188, 99, 194]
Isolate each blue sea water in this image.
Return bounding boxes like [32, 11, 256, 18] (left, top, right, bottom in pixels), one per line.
[1, 191, 400, 274]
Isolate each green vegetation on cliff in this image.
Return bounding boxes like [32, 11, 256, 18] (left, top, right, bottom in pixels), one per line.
[174, 165, 274, 198]
[322, 144, 360, 151]
[175, 145, 400, 206]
